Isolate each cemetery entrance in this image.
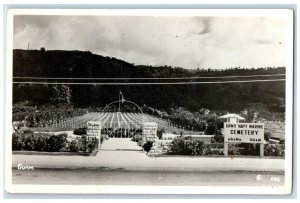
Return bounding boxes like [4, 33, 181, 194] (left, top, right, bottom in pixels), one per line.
[100, 100, 146, 139]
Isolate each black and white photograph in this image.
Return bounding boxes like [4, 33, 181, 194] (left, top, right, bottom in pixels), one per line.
[4, 9, 293, 194]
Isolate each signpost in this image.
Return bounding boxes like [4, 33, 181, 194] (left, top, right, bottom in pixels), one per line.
[223, 122, 265, 156]
[87, 121, 101, 151]
[224, 122, 264, 143]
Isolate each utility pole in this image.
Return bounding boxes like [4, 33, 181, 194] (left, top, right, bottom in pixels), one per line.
[28, 41, 30, 50]
[119, 91, 121, 112]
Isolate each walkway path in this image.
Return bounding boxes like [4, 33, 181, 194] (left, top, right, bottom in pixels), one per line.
[96, 138, 151, 169]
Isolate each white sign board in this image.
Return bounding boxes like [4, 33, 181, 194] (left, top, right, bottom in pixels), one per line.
[143, 122, 157, 138]
[224, 122, 264, 143]
[87, 121, 101, 141]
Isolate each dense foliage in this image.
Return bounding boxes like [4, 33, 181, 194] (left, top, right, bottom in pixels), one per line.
[12, 131, 98, 153]
[12, 132, 67, 152]
[168, 137, 204, 155]
[142, 141, 153, 153]
[131, 134, 143, 142]
[12, 102, 89, 127]
[264, 144, 285, 157]
[168, 137, 224, 155]
[168, 137, 283, 157]
[73, 128, 87, 135]
[228, 143, 285, 157]
[13, 49, 285, 113]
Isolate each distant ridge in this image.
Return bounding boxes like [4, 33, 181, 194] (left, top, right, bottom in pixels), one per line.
[13, 49, 285, 112]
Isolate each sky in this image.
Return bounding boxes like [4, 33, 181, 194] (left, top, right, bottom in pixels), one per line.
[13, 15, 289, 69]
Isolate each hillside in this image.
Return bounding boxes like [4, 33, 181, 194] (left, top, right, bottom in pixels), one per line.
[13, 49, 285, 113]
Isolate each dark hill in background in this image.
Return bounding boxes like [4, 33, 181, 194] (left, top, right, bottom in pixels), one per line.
[13, 49, 285, 113]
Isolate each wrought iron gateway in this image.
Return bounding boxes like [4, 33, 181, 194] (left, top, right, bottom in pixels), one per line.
[100, 95, 147, 138]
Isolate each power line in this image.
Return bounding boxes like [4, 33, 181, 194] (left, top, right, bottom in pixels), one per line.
[12, 79, 286, 85]
[13, 73, 285, 80]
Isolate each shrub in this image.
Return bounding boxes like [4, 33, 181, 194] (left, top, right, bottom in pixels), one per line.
[205, 120, 218, 135]
[157, 129, 165, 140]
[32, 135, 48, 151]
[12, 132, 22, 150]
[202, 143, 224, 155]
[78, 136, 87, 151]
[264, 132, 271, 141]
[45, 133, 67, 152]
[11, 131, 101, 153]
[86, 137, 99, 153]
[211, 131, 224, 143]
[22, 135, 35, 150]
[183, 136, 192, 140]
[168, 137, 186, 155]
[131, 134, 142, 142]
[240, 143, 260, 156]
[73, 128, 87, 135]
[12, 132, 68, 152]
[137, 140, 143, 146]
[69, 140, 79, 152]
[12, 130, 101, 154]
[186, 139, 204, 155]
[228, 144, 241, 155]
[142, 141, 153, 153]
[87, 142, 96, 151]
[228, 143, 260, 156]
[168, 137, 204, 155]
[170, 137, 192, 155]
[264, 144, 285, 157]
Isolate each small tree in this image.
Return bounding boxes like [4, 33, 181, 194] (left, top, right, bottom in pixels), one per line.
[69, 140, 79, 152]
[73, 128, 87, 135]
[45, 133, 67, 152]
[212, 130, 224, 143]
[264, 132, 271, 142]
[40, 47, 46, 52]
[143, 141, 153, 154]
[50, 85, 72, 104]
[157, 128, 165, 140]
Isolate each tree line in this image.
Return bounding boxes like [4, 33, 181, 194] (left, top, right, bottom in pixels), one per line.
[13, 49, 285, 113]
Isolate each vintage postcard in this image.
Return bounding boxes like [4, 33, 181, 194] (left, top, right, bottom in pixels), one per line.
[4, 9, 293, 194]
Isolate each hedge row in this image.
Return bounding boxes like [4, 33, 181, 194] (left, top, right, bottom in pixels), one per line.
[228, 143, 285, 157]
[167, 137, 224, 155]
[168, 137, 284, 157]
[12, 131, 99, 153]
[264, 144, 285, 157]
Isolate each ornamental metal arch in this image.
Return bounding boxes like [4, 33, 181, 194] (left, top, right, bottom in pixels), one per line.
[100, 99, 147, 138]
[101, 99, 146, 122]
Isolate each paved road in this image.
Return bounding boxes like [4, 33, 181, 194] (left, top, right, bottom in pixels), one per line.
[12, 168, 284, 186]
[11, 138, 285, 187]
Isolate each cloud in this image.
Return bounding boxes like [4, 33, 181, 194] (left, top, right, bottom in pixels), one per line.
[194, 17, 211, 35]
[13, 15, 288, 69]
